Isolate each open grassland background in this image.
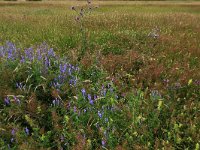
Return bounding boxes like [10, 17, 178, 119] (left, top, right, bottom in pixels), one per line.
[0, 1, 200, 149]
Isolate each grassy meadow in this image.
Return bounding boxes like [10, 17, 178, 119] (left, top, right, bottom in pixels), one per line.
[0, 1, 200, 149]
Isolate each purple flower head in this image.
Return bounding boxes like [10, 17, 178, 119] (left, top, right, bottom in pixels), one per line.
[65, 102, 71, 111]
[11, 129, 15, 136]
[60, 63, 67, 74]
[88, 94, 94, 105]
[81, 88, 86, 98]
[52, 98, 60, 106]
[16, 82, 23, 90]
[14, 96, 20, 105]
[20, 55, 25, 63]
[98, 111, 102, 118]
[110, 87, 114, 93]
[73, 106, 77, 113]
[48, 48, 55, 57]
[44, 56, 51, 68]
[25, 127, 29, 135]
[4, 97, 10, 106]
[7, 43, 16, 60]
[163, 79, 169, 83]
[69, 78, 77, 86]
[103, 89, 107, 97]
[52, 81, 61, 89]
[25, 48, 34, 61]
[37, 49, 42, 60]
[94, 95, 97, 100]
[101, 140, 106, 147]
[89, 99, 94, 105]
[73, 78, 77, 86]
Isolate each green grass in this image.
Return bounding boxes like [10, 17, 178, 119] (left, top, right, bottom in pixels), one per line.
[0, 1, 200, 149]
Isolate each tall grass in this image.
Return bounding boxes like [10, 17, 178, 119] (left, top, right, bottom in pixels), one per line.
[0, 1, 200, 149]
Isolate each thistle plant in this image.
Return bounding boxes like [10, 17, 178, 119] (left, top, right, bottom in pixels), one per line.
[71, 0, 98, 61]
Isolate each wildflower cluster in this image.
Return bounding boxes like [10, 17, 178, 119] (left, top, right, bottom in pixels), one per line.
[0, 42, 129, 149]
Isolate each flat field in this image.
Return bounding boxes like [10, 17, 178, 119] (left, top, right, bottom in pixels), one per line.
[0, 1, 200, 149]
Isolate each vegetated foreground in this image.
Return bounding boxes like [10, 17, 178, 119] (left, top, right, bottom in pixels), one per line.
[0, 1, 200, 149]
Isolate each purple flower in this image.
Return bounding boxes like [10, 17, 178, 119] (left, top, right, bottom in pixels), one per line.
[101, 140, 106, 147]
[52, 98, 60, 106]
[88, 94, 94, 105]
[25, 127, 29, 135]
[4, 97, 10, 106]
[11, 129, 15, 136]
[101, 86, 107, 96]
[25, 48, 34, 61]
[44, 56, 51, 68]
[20, 55, 25, 63]
[14, 96, 20, 105]
[98, 111, 102, 118]
[109, 87, 114, 93]
[94, 95, 97, 100]
[81, 88, 86, 98]
[48, 48, 55, 57]
[73, 106, 77, 113]
[103, 89, 107, 96]
[16, 82, 23, 90]
[37, 49, 42, 60]
[83, 109, 87, 113]
[5, 42, 16, 60]
[60, 63, 67, 74]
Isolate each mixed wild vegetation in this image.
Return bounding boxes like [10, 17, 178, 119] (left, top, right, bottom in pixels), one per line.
[0, 1, 200, 149]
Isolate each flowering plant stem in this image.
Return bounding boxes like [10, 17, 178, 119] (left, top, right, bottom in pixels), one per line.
[78, 22, 87, 61]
